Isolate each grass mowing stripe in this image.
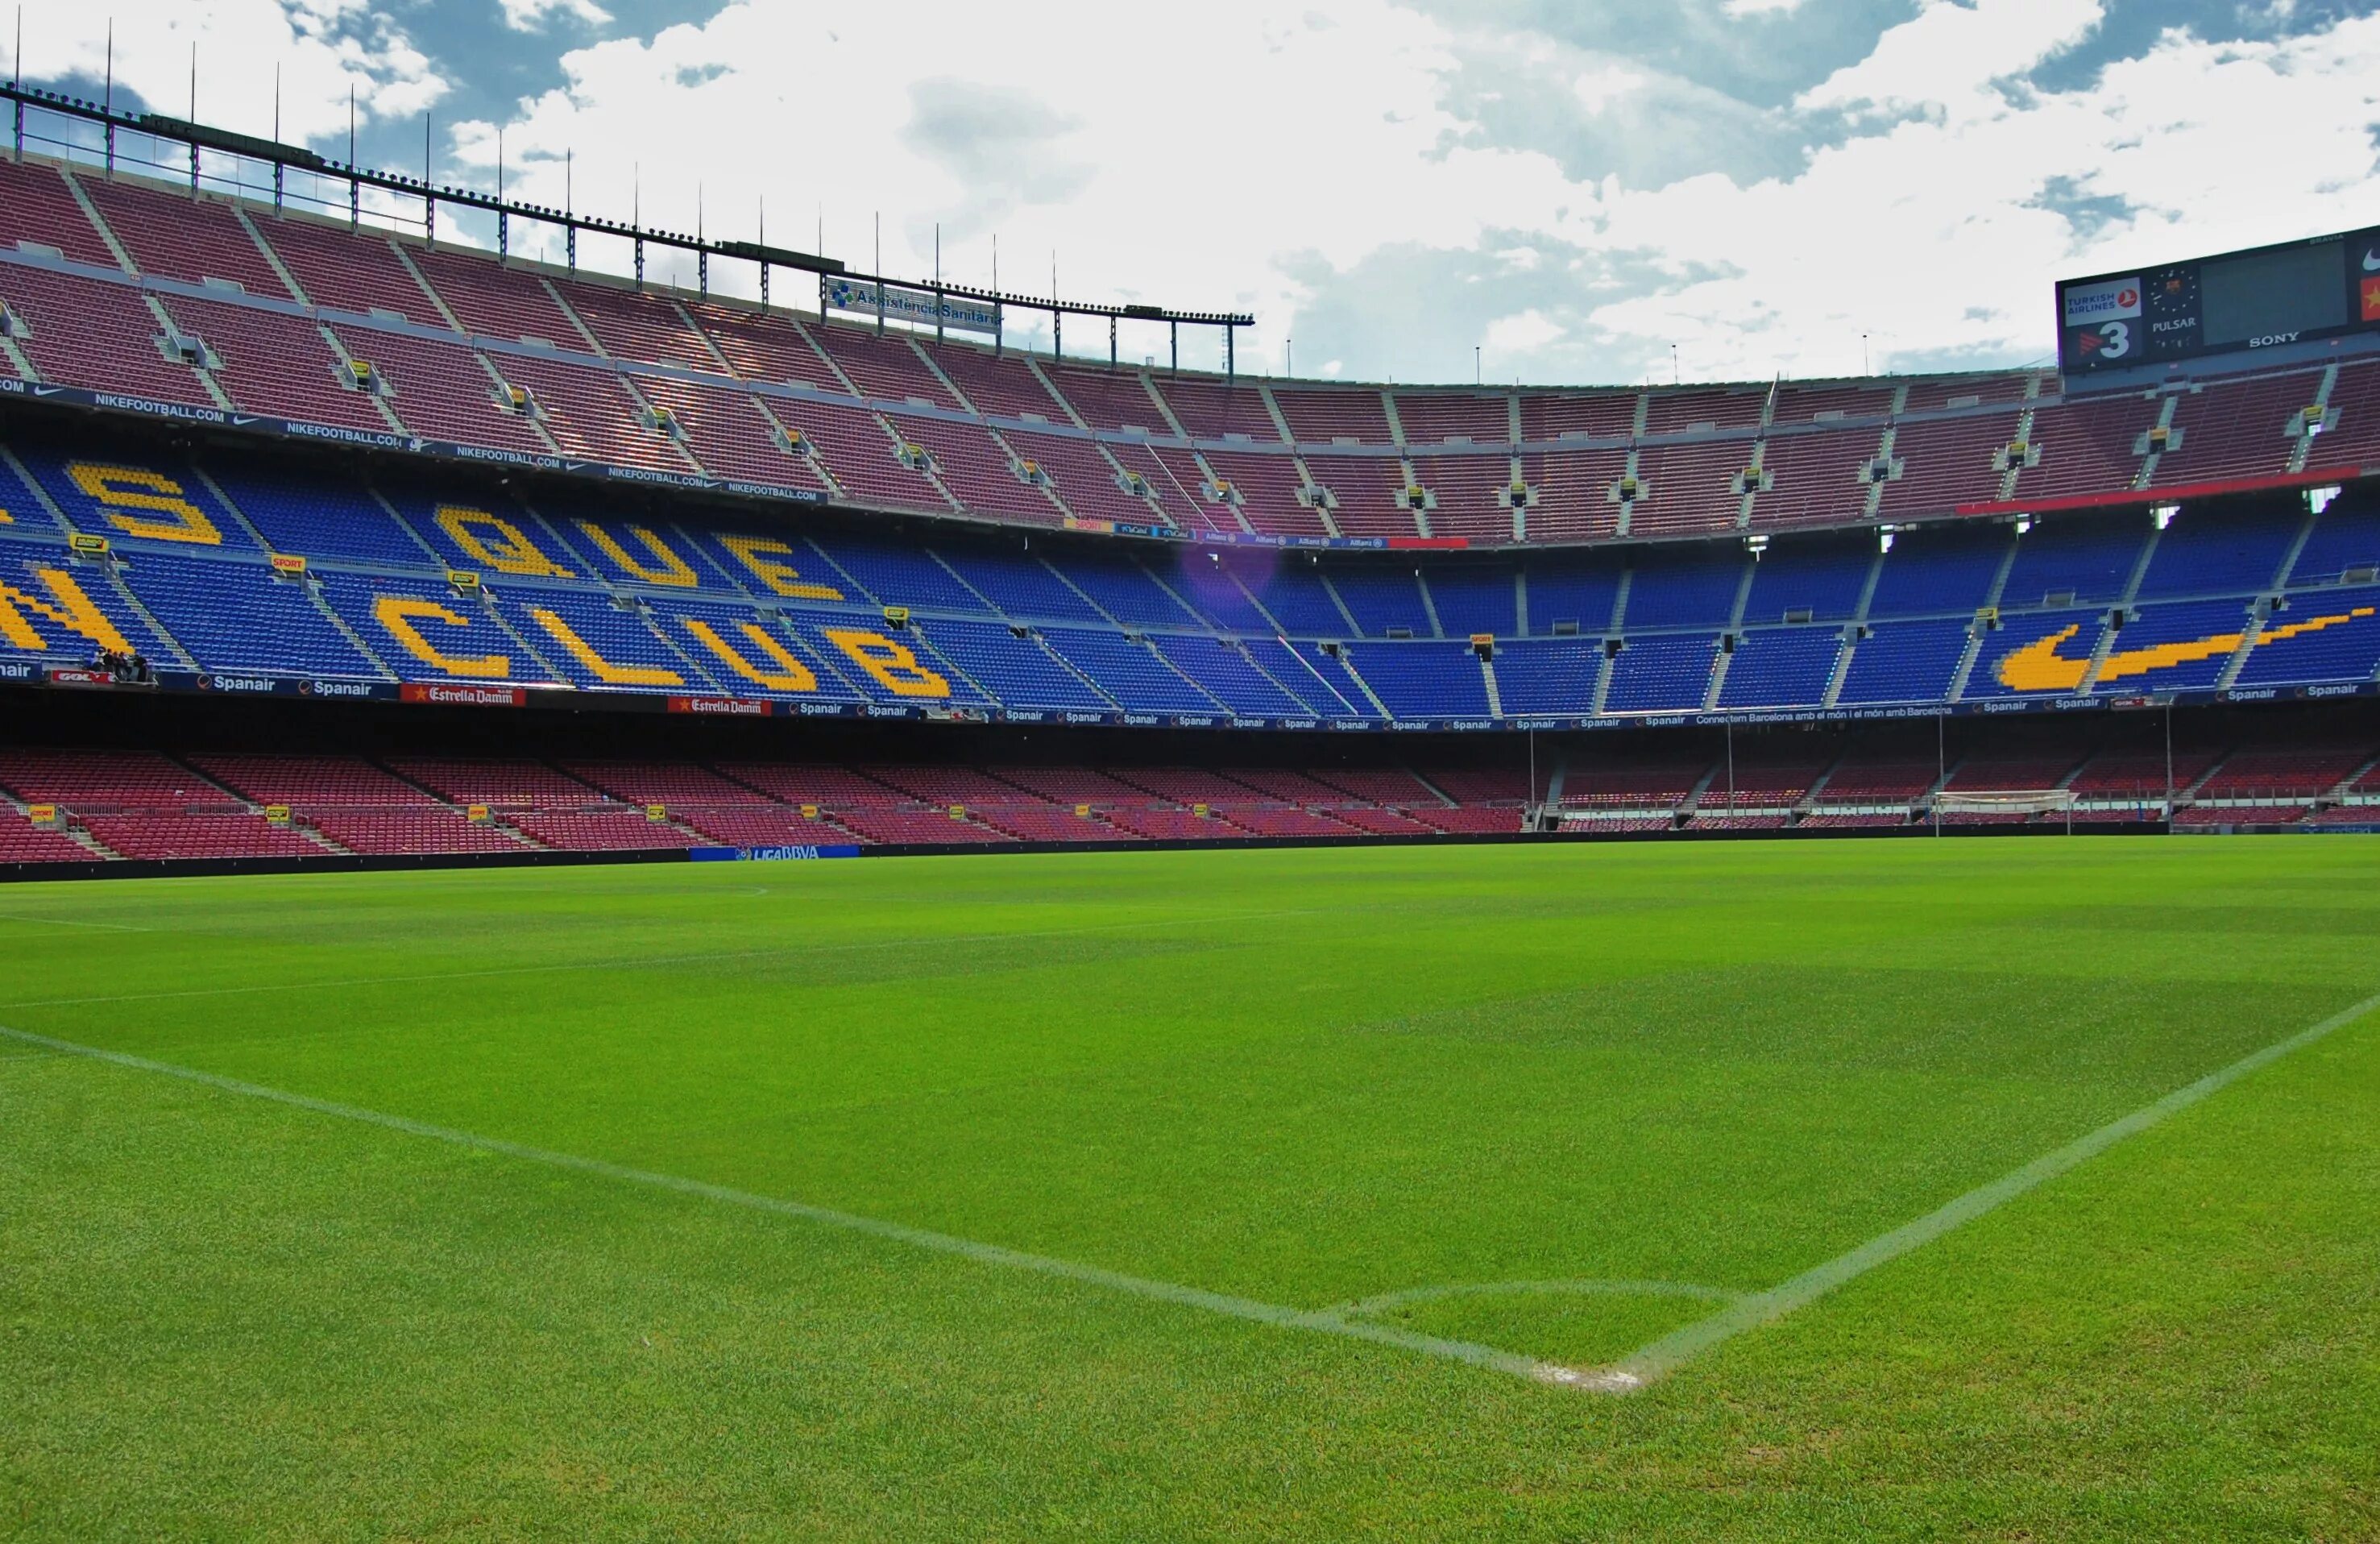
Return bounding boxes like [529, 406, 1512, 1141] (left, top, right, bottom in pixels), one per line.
[0, 1022, 1566, 1388]
[1593, 984, 2380, 1393]
[0, 907, 1321, 1011]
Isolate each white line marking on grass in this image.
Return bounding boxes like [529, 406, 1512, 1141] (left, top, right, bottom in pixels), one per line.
[0, 908, 1321, 1012]
[1593, 986, 2380, 1394]
[0, 1022, 1561, 1386]
[1338, 1279, 1739, 1318]
[0, 915, 152, 932]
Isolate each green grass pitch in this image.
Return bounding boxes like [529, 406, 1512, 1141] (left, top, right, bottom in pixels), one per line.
[3, 837, 2378, 1539]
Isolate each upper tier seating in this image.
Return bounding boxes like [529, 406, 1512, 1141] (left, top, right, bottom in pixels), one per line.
[0, 154, 2354, 566]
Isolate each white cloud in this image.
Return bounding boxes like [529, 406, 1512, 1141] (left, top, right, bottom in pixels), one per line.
[1486, 309, 1565, 352]
[1802, 0, 2106, 121]
[20, 1, 447, 136]
[46, 2, 2380, 388]
[1572, 12, 2380, 380]
[500, 0, 614, 33]
[1721, 0, 1810, 16]
[459, 0, 1582, 373]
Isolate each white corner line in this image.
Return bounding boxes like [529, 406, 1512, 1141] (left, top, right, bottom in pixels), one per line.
[0, 1023, 1557, 1385]
[1596, 986, 2380, 1393]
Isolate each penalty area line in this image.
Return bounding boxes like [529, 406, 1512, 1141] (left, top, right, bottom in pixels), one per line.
[1594, 985, 2380, 1395]
[0, 1022, 1559, 1388]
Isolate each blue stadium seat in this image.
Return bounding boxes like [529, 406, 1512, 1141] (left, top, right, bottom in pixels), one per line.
[1998, 513, 2148, 610]
[1040, 627, 1222, 713]
[1489, 638, 1601, 715]
[208, 463, 431, 567]
[15, 444, 263, 552]
[1050, 553, 1209, 629]
[1329, 568, 1434, 637]
[119, 550, 383, 678]
[644, 596, 868, 702]
[2233, 595, 2380, 684]
[1867, 525, 2008, 618]
[1424, 565, 1517, 639]
[0, 545, 176, 664]
[1835, 619, 1969, 704]
[316, 571, 561, 685]
[2086, 599, 2255, 692]
[1230, 562, 1349, 637]
[809, 531, 989, 612]
[2134, 506, 2297, 599]
[1619, 551, 1745, 631]
[1522, 555, 1624, 637]
[1342, 641, 1488, 718]
[1740, 536, 1872, 624]
[493, 587, 715, 693]
[380, 484, 592, 587]
[1962, 608, 2104, 699]
[1243, 638, 1370, 716]
[2286, 494, 2380, 589]
[917, 618, 1113, 711]
[934, 546, 1111, 625]
[1149, 637, 1312, 717]
[1603, 633, 1719, 712]
[1716, 628, 1842, 707]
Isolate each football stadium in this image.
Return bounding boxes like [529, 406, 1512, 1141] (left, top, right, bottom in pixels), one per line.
[4, 13, 2380, 1537]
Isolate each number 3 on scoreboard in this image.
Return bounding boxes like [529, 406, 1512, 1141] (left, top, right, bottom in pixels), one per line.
[2094, 319, 2130, 359]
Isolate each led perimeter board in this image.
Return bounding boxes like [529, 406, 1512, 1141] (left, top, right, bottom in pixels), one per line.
[2057, 225, 2380, 377]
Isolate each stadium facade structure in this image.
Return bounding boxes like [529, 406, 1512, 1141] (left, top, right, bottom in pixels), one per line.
[1, 111, 2377, 870]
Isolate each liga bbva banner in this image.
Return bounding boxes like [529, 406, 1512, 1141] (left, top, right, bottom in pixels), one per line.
[821, 276, 1001, 337]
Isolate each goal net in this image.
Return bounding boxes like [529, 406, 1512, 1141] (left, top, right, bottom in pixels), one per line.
[1932, 789, 2076, 820]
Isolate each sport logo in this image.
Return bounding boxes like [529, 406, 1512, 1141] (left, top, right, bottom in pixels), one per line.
[2063, 276, 2142, 326]
[1997, 607, 2374, 692]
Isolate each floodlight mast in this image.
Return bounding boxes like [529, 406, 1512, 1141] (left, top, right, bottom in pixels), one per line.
[0, 84, 1254, 370]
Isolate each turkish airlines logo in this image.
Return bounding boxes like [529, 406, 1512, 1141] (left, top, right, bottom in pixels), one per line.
[2063, 276, 2143, 326]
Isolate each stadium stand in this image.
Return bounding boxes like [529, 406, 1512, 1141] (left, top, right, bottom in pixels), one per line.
[5, 139, 2380, 867]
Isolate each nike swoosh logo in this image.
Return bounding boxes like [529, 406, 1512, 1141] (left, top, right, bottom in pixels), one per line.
[1996, 608, 2376, 692]
[2365, 251, 2380, 272]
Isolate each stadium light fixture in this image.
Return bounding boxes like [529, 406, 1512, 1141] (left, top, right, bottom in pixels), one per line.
[2014, 515, 2034, 535]
[2152, 503, 2179, 530]
[1878, 528, 1896, 553]
[2307, 484, 2341, 514]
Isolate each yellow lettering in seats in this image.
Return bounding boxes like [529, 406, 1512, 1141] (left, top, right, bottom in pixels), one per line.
[435, 505, 573, 578]
[0, 567, 133, 653]
[577, 521, 699, 587]
[681, 616, 818, 691]
[823, 628, 948, 697]
[529, 607, 683, 687]
[66, 463, 222, 545]
[718, 533, 842, 600]
[373, 596, 511, 678]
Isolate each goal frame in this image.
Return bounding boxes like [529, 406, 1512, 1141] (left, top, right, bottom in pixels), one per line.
[1931, 788, 2077, 832]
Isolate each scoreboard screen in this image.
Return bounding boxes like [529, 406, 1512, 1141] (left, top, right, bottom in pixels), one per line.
[2057, 225, 2380, 376]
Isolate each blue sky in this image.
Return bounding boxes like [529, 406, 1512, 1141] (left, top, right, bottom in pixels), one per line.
[16, 1, 2380, 386]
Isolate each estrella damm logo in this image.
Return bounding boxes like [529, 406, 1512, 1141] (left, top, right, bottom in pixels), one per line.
[1996, 607, 2375, 692]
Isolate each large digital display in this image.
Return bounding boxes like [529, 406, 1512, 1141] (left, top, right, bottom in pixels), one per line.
[2058, 225, 2380, 376]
